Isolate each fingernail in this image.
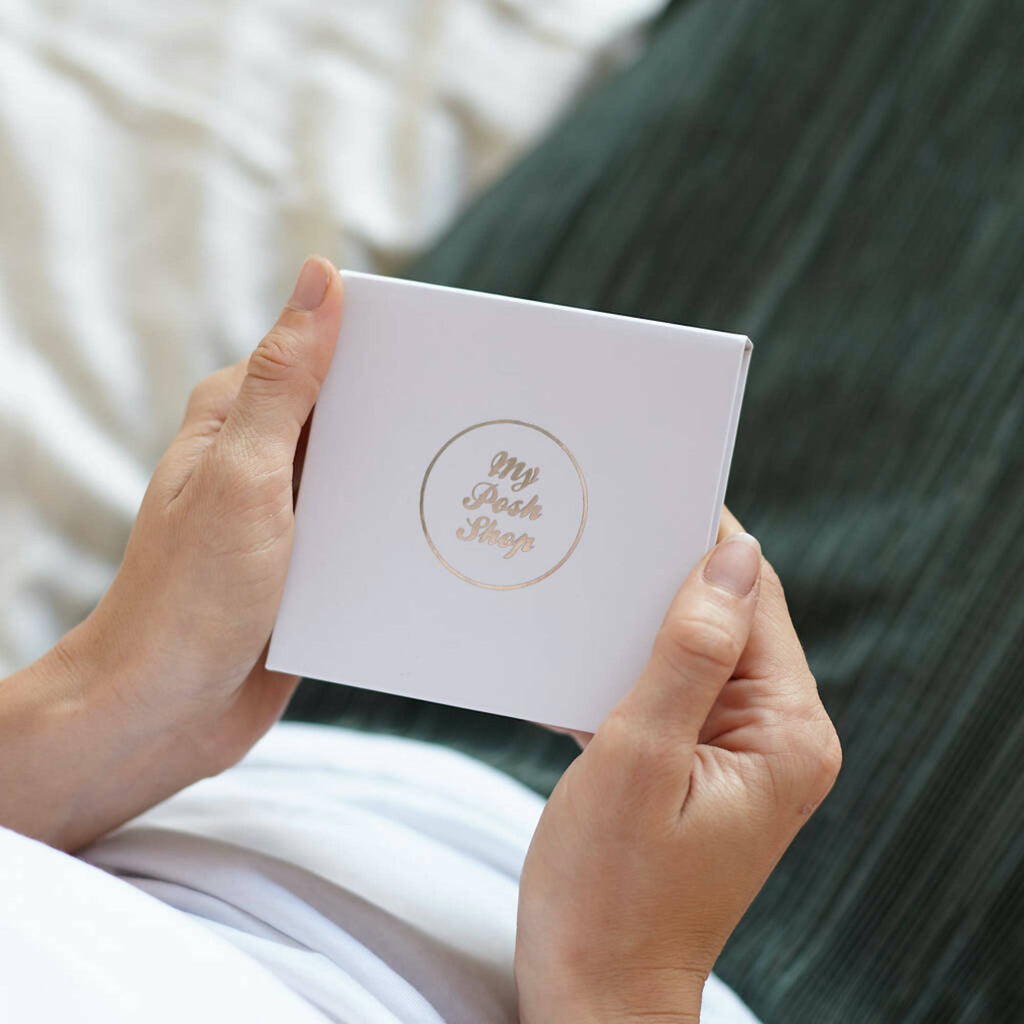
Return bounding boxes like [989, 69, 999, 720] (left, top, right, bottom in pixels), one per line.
[704, 533, 761, 596]
[287, 257, 330, 311]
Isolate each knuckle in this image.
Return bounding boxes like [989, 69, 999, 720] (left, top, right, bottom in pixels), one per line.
[598, 708, 665, 765]
[188, 376, 214, 404]
[657, 613, 743, 677]
[597, 707, 637, 759]
[184, 375, 217, 417]
[593, 707, 681, 790]
[249, 325, 305, 383]
[244, 321, 321, 414]
[795, 715, 843, 803]
[819, 724, 844, 784]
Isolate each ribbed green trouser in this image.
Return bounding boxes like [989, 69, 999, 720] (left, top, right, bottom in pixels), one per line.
[287, 1, 1024, 1019]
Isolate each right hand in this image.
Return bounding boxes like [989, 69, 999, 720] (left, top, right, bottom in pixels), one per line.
[516, 510, 841, 1023]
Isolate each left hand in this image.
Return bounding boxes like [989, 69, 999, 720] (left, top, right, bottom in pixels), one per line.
[0, 257, 343, 849]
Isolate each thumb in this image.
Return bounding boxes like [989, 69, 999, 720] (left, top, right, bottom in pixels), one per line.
[221, 256, 344, 461]
[610, 533, 763, 752]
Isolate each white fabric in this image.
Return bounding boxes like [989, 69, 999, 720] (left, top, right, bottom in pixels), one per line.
[0, 724, 762, 1023]
[0, 0, 668, 676]
[0, 825, 327, 1023]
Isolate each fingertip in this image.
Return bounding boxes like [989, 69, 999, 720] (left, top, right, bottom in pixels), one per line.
[284, 255, 343, 321]
[316, 255, 342, 297]
[312, 258, 344, 338]
[716, 505, 747, 541]
[729, 531, 760, 551]
[282, 255, 343, 380]
[287, 256, 332, 312]
[703, 533, 762, 597]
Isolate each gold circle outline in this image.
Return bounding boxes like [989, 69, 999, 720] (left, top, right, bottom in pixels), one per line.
[419, 419, 588, 590]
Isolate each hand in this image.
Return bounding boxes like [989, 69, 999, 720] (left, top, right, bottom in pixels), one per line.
[0, 257, 343, 850]
[515, 510, 842, 1023]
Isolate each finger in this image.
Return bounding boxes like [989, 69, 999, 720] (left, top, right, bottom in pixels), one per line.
[612, 533, 763, 750]
[541, 723, 594, 748]
[717, 505, 745, 541]
[714, 507, 809, 685]
[179, 358, 248, 435]
[154, 359, 250, 503]
[733, 557, 809, 688]
[220, 256, 343, 463]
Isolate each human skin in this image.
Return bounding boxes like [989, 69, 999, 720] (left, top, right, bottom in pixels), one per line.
[516, 508, 842, 1022]
[0, 256, 343, 851]
[0, 258, 840, 1020]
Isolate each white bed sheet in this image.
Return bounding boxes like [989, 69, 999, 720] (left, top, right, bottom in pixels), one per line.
[0, 0, 668, 674]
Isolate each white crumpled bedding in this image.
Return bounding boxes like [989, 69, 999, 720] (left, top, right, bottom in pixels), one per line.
[0, 0, 667, 673]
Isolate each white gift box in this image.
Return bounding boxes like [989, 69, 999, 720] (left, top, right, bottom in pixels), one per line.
[267, 271, 751, 732]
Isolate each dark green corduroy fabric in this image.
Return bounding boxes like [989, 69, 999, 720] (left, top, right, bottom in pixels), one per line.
[288, 0, 1024, 1019]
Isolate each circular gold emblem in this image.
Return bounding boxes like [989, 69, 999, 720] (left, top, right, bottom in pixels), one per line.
[419, 419, 587, 590]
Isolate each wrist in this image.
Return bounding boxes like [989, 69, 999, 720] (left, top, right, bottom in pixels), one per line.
[0, 627, 96, 846]
[516, 962, 706, 1024]
[0, 616, 208, 851]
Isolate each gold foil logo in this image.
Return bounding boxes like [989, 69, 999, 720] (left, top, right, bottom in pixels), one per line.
[420, 420, 587, 590]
